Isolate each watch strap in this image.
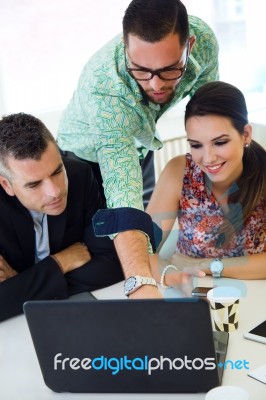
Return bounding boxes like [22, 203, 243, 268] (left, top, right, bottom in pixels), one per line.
[138, 276, 157, 286]
[124, 275, 157, 296]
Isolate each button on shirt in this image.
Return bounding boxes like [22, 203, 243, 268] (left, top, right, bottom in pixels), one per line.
[57, 15, 219, 212]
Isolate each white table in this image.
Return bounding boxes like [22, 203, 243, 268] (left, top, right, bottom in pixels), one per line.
[1, 277, 266, 400]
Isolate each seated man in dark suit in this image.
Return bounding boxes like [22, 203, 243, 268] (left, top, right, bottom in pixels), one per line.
[0, 113, 124, 321]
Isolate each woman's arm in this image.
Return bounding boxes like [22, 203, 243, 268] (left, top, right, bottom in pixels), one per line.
[146, 155, 186, 251]
[147, 155, 206, 286]
[207, 252, 266, 280]
[170, 252, 266, 280]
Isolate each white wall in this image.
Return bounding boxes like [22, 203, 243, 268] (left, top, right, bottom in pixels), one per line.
[157, 106, 266, 149]
[36, 105, 266, 149]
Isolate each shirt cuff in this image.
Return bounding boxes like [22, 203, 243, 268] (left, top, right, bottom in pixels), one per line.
[92, 207, 162, 253]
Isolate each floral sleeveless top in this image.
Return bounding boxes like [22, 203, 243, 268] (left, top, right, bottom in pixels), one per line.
[176, 154, 265, 258]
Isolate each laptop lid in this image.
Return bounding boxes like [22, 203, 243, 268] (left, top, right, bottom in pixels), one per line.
[23, 298, 228, 394]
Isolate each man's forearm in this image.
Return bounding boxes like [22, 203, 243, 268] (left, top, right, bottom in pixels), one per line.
[93, 208, 163, 298]
[114, 230, 153, 278]
[114, 230, 162, 299]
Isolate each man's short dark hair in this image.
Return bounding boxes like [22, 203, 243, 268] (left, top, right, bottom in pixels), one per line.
[123, 0, 189, 46]
[0, 112, 56, 179]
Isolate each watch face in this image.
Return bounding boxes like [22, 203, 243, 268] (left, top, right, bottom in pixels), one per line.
[124, 277, 137, 293]
[211, 260, 223, 273]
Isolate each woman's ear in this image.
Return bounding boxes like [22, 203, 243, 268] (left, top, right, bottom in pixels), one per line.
[243, 123, 252, 146]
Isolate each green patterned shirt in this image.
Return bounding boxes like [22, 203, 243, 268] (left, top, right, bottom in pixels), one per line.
[57, 15, 219, 211]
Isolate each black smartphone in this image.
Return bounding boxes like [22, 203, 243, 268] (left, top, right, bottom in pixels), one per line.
[191, 286, 215, 298]
[244, 320, 266, 344]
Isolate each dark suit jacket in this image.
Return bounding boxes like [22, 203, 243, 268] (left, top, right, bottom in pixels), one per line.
[0, 157, 123, 321]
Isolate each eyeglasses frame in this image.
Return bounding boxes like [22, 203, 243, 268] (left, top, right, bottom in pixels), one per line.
[124, 42, 190, 82]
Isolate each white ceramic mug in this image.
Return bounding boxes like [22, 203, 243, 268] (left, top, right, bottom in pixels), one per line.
[205, 385, 250, 400]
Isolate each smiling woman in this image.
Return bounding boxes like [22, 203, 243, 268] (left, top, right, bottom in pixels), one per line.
[186, 116, 251, 191]
[147, 81, 266, 285]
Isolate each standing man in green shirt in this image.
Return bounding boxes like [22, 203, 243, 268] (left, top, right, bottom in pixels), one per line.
[57, 0, 219, 299]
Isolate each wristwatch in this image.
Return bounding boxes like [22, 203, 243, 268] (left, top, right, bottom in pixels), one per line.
[210, 258, 224, 278]
[124, 276, 157, 297]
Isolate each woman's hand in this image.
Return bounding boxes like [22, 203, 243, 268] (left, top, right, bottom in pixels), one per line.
[170, 252, 209, 272]
[150, 252, 206, 295]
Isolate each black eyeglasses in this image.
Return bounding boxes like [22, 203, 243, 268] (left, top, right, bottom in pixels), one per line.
[124, 44, 189, 81]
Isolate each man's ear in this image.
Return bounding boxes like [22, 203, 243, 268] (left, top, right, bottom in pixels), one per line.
[0, 176, 15, 196]
[188, 35, 196, 53]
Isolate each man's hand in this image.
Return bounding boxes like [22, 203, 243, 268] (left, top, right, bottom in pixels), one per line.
[0, 255, 18, 282]
[129, 285, 163, 299]
[53, 242, 91, 274]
